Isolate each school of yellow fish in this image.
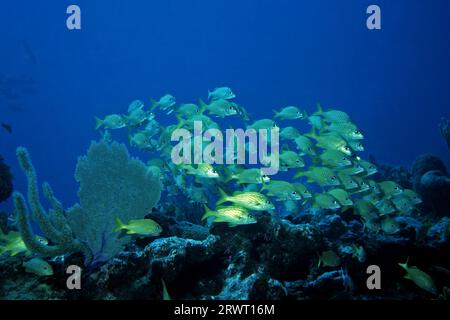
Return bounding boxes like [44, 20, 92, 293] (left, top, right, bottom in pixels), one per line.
[0, 87, 437, 295]
[93, 87, 422, 234]
[106, 87, 428, 296]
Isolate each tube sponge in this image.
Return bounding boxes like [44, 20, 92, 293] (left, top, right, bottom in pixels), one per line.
[67, 140, 162, 263]
[14, 147, 93, 264]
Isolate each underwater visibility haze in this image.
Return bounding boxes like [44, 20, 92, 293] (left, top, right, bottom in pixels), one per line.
[0, 0, 450, 301]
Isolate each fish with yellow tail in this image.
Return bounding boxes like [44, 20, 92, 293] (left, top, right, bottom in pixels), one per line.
[151, 94, 176, 114]
[208, 87, 235, 101]
[294, 166, 340, 187]
[0, 230, 47, 257]
[216, 188, 274, 211]
[225, 168, 269, 184]
[273, 106, 306, 120]
[313, 193, 341, 210]
[95, 114, 127, 130]
[200, 98, 238, 118]
[398, 258, 437, 295]
[306, 129, 352, 155]
[202, 205, 256, 227]
[313, 105, 351, 123]
[280, 126, 301, 140]
[114, 217, 162, 237]
[180, 163, 219, 179]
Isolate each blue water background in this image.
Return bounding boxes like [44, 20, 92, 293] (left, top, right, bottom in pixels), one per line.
[1, 0, 449, 211]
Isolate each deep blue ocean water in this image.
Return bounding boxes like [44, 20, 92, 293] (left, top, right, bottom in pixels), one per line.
[1, 0, 449, 211]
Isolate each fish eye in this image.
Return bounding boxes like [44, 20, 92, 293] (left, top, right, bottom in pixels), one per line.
[292, 191, 297, 195]
[331, 176, 336, 180]
[342, 157, 347, 161]
[266, 200, 271, 204]
[249, 214, 254, 219]
[344, 147, 350, 151]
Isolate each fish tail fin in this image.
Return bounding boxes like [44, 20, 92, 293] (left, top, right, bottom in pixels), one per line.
[216, 187, 229, 205]
[198, 99, 208, 114]
[162, 279, 171, 300]
[260, 179, 268, 192]
[150, 98, 158, 111]
[293, 170, 305, 179]
[207, 90, 212, 100]
[317, 252, 322, 268]
[398, 257, 410, 270]
[202, 204, 215, 220]
[113, 217, 125, 233]
[94, 117, 103, 130]
[174, 114, 187, 129]
[273, 109, 279, 118]
[223, 171, 234, 183]
[305, 126, 318, 140]
[302, 109, 309, 119]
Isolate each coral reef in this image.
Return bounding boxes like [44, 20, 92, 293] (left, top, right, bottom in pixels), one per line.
[0, 155, 13, 203]
[11, 141, 162, 266]
[2, 201, 449, 300]
[4, 153, 450, 300]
